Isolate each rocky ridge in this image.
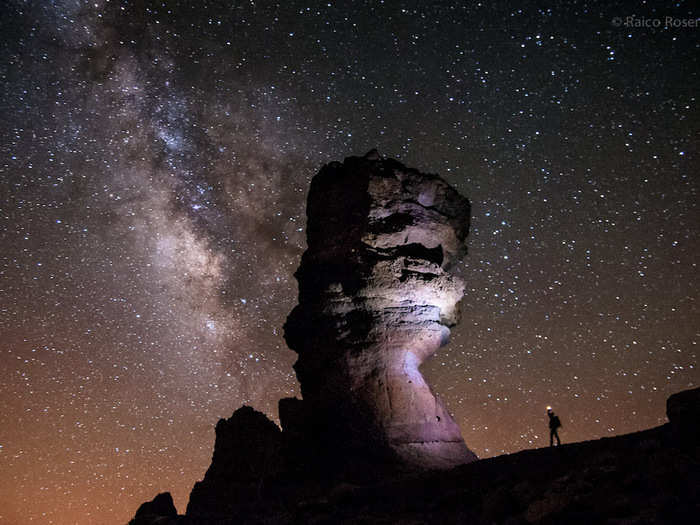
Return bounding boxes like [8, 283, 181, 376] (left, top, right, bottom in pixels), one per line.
[130, 387, 699, 524]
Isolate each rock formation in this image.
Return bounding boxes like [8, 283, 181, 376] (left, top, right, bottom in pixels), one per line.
[283, 149, 476, 469]
[181, 152, 476, 518]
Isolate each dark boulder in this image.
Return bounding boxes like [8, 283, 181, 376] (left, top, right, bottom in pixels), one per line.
[186, 406, 283, 517]
[129, 492, 177, 525]
[667, 386, 700, 429]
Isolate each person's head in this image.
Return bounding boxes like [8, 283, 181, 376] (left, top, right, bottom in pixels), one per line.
[546, 406, 553, 415]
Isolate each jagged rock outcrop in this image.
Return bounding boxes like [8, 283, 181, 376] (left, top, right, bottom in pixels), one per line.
[283, 150, 476, 469]
[667, 386, 700, 430]
[186, 406, 284, 517]
[128, 492, 176, 525]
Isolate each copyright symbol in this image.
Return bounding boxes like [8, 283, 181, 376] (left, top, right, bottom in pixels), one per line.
[612, 17, 623, 27]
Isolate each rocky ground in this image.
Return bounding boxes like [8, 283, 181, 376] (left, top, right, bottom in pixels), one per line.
[129, 387, 699, 525]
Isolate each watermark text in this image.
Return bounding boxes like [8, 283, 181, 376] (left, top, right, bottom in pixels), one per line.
[612, 16, 699, 28]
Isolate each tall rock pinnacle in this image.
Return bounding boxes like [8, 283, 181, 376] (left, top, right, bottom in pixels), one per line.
[284, 150, 477, 469]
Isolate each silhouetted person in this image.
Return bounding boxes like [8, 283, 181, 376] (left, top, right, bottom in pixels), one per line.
[547, 407, 562, 446]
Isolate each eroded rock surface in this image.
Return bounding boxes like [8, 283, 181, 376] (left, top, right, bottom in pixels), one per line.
[284, 150, 477, 469]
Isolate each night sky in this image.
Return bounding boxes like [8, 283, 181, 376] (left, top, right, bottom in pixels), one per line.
[1, 1, 698, 523]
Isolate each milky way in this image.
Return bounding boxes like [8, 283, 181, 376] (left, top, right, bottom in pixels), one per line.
[0, 2, 698, 524]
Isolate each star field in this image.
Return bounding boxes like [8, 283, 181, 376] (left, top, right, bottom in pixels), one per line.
[0, 1, 698, 524]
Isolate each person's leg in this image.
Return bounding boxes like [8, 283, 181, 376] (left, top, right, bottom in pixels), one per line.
[550, 429, 554, 446]
[555, 429, 561, 446]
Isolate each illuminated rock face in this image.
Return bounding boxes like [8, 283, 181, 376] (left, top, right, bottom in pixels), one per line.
[284, 150, 477, 469]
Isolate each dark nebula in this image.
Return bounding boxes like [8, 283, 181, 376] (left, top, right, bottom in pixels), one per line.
[0, 2, 697, 523]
